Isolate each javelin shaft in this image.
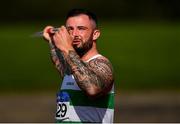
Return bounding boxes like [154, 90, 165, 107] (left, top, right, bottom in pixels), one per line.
[31, 28, 59, 37]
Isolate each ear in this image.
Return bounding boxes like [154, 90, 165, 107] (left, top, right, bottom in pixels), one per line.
[93, 29, 100, 41]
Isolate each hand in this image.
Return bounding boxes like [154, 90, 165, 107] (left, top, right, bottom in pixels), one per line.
[43, 26, 55, 43]
[53, 26, 74, 53]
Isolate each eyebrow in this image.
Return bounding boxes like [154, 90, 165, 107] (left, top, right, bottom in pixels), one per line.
[77, 26, 88, 29]
[66, 25, 88, 29]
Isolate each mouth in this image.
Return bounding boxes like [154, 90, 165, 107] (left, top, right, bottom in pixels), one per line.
[73, 40, 81, 45]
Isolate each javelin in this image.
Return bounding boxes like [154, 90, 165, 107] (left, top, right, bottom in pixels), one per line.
[31, 28, 59, 37]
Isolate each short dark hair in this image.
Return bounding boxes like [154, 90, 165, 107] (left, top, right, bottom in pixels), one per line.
[66, 8, 98, 27]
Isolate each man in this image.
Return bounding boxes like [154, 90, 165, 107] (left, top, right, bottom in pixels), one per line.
[43, 9, 114, 123]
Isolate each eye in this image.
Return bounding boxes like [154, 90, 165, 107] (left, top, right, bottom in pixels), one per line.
[78, 26, 87, 30]
[67, 27, 73, 31]
[67, 27, 73, 33]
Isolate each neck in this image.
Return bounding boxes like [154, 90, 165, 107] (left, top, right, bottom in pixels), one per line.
[81, 42, 99, 62]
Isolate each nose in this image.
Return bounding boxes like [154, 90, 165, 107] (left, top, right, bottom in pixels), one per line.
[72, 29, 79, 37]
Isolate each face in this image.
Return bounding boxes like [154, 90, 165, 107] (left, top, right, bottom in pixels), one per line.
[66, 14, 97, 55]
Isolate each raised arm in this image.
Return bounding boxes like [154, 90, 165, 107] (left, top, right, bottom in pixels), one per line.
[43, 26, 70, 77]
[48, 41, 66, 77]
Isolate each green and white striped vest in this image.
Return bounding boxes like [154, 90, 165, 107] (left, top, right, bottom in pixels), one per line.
[56, 55, 114, 123]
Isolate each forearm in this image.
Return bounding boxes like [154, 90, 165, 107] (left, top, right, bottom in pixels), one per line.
[49, 41, 66, 77]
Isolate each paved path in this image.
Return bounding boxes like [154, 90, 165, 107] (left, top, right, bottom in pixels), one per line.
[115, 91, 180, 122]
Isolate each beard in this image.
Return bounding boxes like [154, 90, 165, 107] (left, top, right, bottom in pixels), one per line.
[73, 39, 93, 57]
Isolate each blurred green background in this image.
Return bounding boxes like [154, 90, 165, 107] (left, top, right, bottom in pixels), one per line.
[0, 21, 179, 91]
[0, 0, 180, 122]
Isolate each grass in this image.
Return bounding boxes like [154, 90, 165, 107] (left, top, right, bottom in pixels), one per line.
[0, 21, 179, 92]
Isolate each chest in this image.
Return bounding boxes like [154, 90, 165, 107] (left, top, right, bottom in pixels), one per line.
[61, 75, 81, 91]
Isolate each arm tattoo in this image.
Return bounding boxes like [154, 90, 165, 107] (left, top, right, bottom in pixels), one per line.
[66, 50, 114, 94]
[49, 42, 71, 77]
[88, 58, 114, 88]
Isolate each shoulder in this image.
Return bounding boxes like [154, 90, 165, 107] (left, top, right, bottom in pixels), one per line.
[87, 55, 114, 78]
[88, 55, 113, 69]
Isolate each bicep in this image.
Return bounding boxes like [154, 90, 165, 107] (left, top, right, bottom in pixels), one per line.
[88, 58, 114, 90]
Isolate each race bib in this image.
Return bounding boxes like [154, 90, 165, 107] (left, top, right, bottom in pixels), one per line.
[56, 91, 70, 121]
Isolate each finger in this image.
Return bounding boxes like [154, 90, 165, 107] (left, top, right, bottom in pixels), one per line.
[44, 26, 54, 34]
[59, 26, 64, 32]
[54, 30, 62, 41]
[43, 26, 54, 41]
[61, 26, 68, 33]
[58, 26, 69, 38]
[55, 27, 64, 39]
[61, 25, 66, 30]
[58, 26, 67, 39]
